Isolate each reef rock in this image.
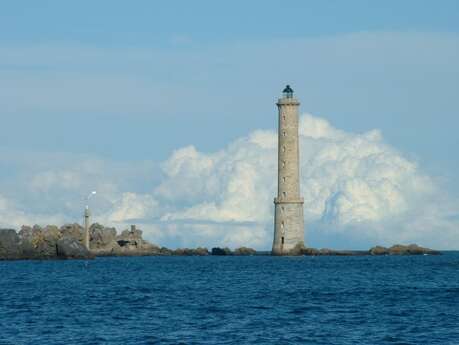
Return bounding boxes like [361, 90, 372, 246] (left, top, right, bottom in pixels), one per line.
[173, 247, 209, 256]
[369, 246, 389, 255]
[388, 244, 440, 255]
[85, 224, 160, 256]
[23, 225, 62, 258]
[0, 223, 163, 260]
[56, 237, 93, 259]
[211, 247, 232, 256]
[233, 247, 257, 256]
[116, 226, 143, 249]
[88, 223, 119, 255]
[60, 223, 84, 242]
[0, 229, 22, 260]
[112, 225, 160, 255]
[369, 244, 441, 255]
[300, 247, 320, 256]
[17, 226, 38, 258]
[159, 247, 173, 255]
[1, 225, 93, 260]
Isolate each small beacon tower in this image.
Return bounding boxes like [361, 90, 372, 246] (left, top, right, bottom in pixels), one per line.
[84, 206, 91, 250]
[272, 85, 305, 255]
[83, 191, 96, 251]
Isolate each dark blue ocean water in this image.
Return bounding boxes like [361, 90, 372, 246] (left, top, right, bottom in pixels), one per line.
[1, 254, 459, 345]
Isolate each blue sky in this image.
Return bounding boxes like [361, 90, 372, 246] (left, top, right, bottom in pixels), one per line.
[1, 1, 459, 43]
[0, 1, 458, 249]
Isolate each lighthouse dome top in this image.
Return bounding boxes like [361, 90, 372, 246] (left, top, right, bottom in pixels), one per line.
[282, 85, 294, 98]
[277, 84, 300, 106]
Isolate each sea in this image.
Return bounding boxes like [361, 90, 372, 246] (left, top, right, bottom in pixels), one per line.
[1, 253, 458, 345]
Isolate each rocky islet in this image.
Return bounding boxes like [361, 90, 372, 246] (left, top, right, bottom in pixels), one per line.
[0, 224, 441, 260]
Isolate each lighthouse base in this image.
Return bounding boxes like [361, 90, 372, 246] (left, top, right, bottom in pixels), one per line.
[272, 199, 305, 255]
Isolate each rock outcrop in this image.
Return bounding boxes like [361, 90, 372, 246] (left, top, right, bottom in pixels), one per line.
[88, 223, 119, 255]
[211, 247, 233, 256]
[369, 244, 441, 255]
[60, 223, 84, 242]
[114, 225, 161, 255]
[88, 224, 161, 256]
[0, 229, 22, 260]
[0, 226, 93, 260]
[18, 225, 39, 258]
[278, 243, 439, 256]
[233, 247, 257, 256]
[173, 247, 209, 256]
[0, 224, 442, 260]
[369, 245, 388, 255]
[159, 247, 173, 255]
[32, 225, 62, 258]
[56, 237, 94, 259]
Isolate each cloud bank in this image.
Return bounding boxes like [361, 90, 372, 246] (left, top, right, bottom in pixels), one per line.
[153, 114, 457, 249]
[0, 114, 457, 249]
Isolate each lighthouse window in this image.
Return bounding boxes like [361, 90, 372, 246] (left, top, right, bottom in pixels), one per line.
[281, 221, 284, 229]
[282, 177, 286, 183]
[282, 192, 286, 198]
[283, 115, 286, 121]
[281, 237, 284, 244]
[282, 145, 286, 152]
[282, 161, 285, 168]
[281, 206, 285, 212]
[282, 131, 286, 137]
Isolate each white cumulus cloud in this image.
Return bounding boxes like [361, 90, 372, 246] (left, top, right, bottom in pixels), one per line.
[103, 192, 158, 223]
[0, 114, 457, 249]
[153, 114, 458, 249]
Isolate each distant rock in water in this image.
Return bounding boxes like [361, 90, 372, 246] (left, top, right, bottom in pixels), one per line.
[369, 244, 441, 255]
[0, 223, 161, 260]
[173, 247, 209, 256]
[0, 229, 22, 260]
[233, 247, 257, 256]
[0, 224, 442, 260]
[33, 225, 62, 258]
[368, 245, 388, 256]
[60, 223, 84, 242]
[115, 225, 160, 255]
[0, 225, 93, 260]
[279, 243, 440, 256]
[296, 246, 367, 256]
[16, 225, 63, 259]
[206, 247, 257, 256]
[211, 247, 233, 256]
[56, 237, 94, 259]
[159, 247, 173, 256]
[88, 224, 161, 256]
[88, 223, 119, 255]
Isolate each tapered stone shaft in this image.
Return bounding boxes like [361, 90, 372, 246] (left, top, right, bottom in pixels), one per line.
[272, 85, 305, 255]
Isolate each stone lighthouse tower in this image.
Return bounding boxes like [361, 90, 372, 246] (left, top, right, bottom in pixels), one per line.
[272, 85, 305, 255]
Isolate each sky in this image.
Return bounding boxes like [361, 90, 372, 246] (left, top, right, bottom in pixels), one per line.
[0, 1, 458, 249]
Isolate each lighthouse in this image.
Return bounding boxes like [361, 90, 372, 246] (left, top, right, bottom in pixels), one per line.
[272, 85, 305, 255]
